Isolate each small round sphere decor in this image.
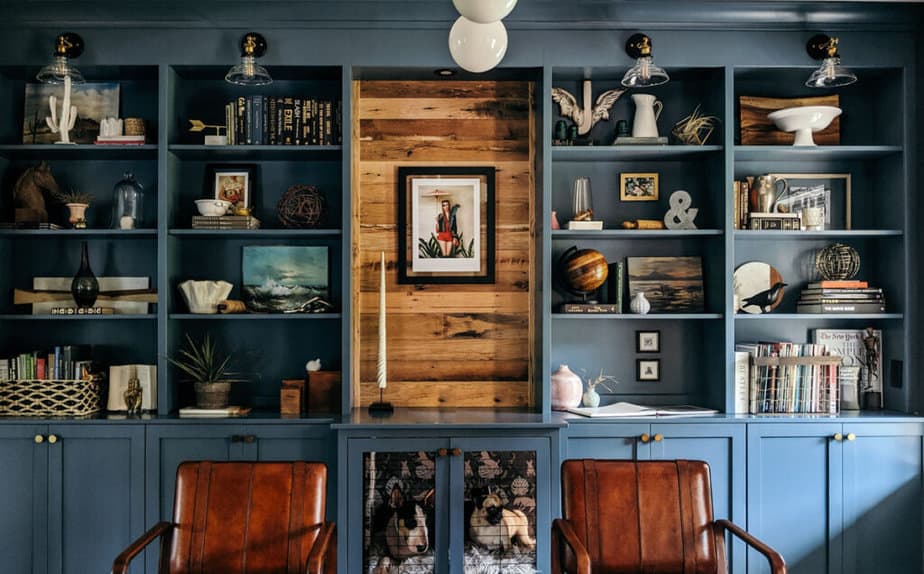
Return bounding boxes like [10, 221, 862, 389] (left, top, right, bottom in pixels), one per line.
[815, 243, 860, 280]
[277, 185, 325, 228]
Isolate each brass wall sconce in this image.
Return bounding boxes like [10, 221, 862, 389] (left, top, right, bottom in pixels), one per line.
[622, 33, 669, 88]
[805, 34, 857, 88]
[225, 32, 273, 86]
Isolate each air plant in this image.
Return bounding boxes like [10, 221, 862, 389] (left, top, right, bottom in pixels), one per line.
[672, 105, 719, 145]
[582, 369, 619, 393]
[52, 187, 95, 205]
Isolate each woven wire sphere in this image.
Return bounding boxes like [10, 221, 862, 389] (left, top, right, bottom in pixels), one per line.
[815, 243, 860, 280]
[277, 185, 325, 228]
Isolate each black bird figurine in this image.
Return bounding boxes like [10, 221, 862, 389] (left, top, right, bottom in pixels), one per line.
[742, 281, 787, 313]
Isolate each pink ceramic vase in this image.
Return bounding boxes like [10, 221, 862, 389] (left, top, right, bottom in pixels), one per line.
[551, 364, 583, 410]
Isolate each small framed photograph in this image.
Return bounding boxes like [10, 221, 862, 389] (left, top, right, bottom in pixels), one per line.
[207, 164, 255, 208]
[637, 359, 660, 382]
[636, 330, 660, 353]
[620, 172, 659, 202]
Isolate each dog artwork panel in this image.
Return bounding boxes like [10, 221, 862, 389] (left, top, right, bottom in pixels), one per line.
[469, 488, 535, 551]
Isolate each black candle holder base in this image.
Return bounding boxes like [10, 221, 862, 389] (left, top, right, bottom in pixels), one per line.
[368, 401, 394, 416]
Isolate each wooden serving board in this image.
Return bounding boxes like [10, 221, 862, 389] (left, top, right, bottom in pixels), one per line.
[739, 94, 840, 145]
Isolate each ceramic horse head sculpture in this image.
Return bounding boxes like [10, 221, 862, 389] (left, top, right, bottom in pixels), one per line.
[13, 161, 59, 223]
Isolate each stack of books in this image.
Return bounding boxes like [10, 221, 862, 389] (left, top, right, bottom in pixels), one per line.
[191, 215, 261, 230]
[0, 346, 91, 381]
[224, 96, 342, 146]
[796, 280, 885, 314]
[95, 135, 146, 145]
[0, 222, 63, 230]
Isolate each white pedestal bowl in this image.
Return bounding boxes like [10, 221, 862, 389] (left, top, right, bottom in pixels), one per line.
[767, 105, 842, 146]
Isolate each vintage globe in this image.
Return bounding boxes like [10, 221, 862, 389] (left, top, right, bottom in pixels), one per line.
[560, 247, 608, 295]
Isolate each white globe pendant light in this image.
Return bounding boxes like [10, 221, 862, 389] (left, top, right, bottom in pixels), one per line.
[452, 0, 517, 23]
[448, 17, 508, 73]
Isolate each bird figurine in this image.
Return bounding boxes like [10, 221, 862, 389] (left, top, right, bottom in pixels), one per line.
[552, 80, 627, 136]
[741, 281, 788, 313]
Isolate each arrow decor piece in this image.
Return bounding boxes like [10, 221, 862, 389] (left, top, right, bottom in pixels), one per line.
[188, 118, 227, 145]
[552, 80, 626, 136]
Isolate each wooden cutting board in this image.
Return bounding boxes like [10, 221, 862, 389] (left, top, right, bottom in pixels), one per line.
[739, 94, 840, 145]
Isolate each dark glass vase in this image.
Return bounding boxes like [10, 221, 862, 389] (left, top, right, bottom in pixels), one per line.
[71, 241, 99, 308]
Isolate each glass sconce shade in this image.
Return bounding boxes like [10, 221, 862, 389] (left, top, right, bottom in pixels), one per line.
[37, 55, 85, 84]
[225, 55, 273, 86]
[621, 56, 670, 88]
[805, 57, 857, 88]
[448, 17, 508, 73]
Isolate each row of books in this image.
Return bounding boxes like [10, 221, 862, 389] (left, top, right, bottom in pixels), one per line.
[796, 280, 886, 314]
[0, 346, 91, 381]
[735, 342, 840, 414]
[224, 96, 342, 146]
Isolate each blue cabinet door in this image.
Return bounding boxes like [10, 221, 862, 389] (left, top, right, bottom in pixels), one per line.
[48, 424, 145, 574]
[450, 436, 552, 574]
[651, 423, 746, 574]
[841, 422, 924, 574]
[747, 423, 843, 574]
[144, 424, 242, 574]
[242, 424, 336, 522]
[0, 425, 48, 574]
[563, 422, 651, 460]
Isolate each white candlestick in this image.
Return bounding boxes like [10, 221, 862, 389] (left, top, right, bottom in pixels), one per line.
[377, 251, 387, 389]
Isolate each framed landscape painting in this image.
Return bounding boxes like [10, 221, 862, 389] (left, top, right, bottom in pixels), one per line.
[397, 166, 495, 284]
[626, 256, 705, 313]
[242, 246, 329, 313]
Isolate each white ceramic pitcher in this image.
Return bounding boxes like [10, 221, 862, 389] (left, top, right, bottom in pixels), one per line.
[631, 94, 663, 138]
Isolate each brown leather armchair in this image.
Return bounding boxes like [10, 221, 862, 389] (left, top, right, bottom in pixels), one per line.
[112, 461, 335, 574]
[553, 459, 785, 574]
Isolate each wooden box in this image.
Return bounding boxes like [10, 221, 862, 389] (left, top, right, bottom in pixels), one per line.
[307, 371, 340, 414]
[281, 379, 306, 414]
[280, 387, 302, 416]
[739, 94, 840, 145]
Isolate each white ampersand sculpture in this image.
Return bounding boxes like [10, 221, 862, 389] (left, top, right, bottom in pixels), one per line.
[47, 75, 78, 145]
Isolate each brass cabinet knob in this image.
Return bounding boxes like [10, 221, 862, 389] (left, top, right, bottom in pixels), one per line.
[438, 448, 448, 457]
[833, 433, 843, 441]
[48, 434, 58, 444]
[230, 435, 242, 443]
[34, 435, 44, 444]
[640, 433, 651, 443]
[846, 433, 856, 441]
[244, 435, 256, 444]
[653, 433, 663, 442]
[451, 448, 461, 457]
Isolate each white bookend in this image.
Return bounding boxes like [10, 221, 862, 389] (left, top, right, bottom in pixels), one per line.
[734, 351, 750, 414]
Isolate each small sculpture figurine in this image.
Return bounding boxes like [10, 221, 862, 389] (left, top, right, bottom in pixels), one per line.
[47, 88, 78, 145]
[13, 161, 58, 223]
[552, 80, 627, 135]
[663, 190, 699, 230]
[123, 370, 143, 416]
[188, 118, 228, 145]
[863, 327, 881, 396]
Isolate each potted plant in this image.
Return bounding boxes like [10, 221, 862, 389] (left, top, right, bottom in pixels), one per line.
[167, 333, 243, 409]
[53, 188, 95, 228]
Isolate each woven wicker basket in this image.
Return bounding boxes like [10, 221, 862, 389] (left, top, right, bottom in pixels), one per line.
[0, 379, 102, 417]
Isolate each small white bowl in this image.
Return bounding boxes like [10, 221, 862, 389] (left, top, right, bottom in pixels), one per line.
[195, 199, 232, 216]
[767, 105, 842, 146]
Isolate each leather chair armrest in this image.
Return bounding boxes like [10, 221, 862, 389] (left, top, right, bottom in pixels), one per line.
[305, 521, 336, 574]
[715, 519, 787, 574]
[552, 519, 591, 574]
[111, 521, 174, 574]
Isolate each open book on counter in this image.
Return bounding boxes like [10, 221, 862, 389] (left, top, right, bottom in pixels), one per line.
[564, 402, 719, 418]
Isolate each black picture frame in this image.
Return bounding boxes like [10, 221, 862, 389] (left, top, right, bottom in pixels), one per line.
[637, 359, 660, 382]
[636, 330, 661, 353]
[397, 166, 495, 284]
[205, 163, 256, 208]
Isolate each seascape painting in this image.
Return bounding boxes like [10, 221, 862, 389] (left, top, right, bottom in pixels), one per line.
[626, 256, 705, 313]
[22, 82, 120, 144]
[242, 246, 329, 313]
